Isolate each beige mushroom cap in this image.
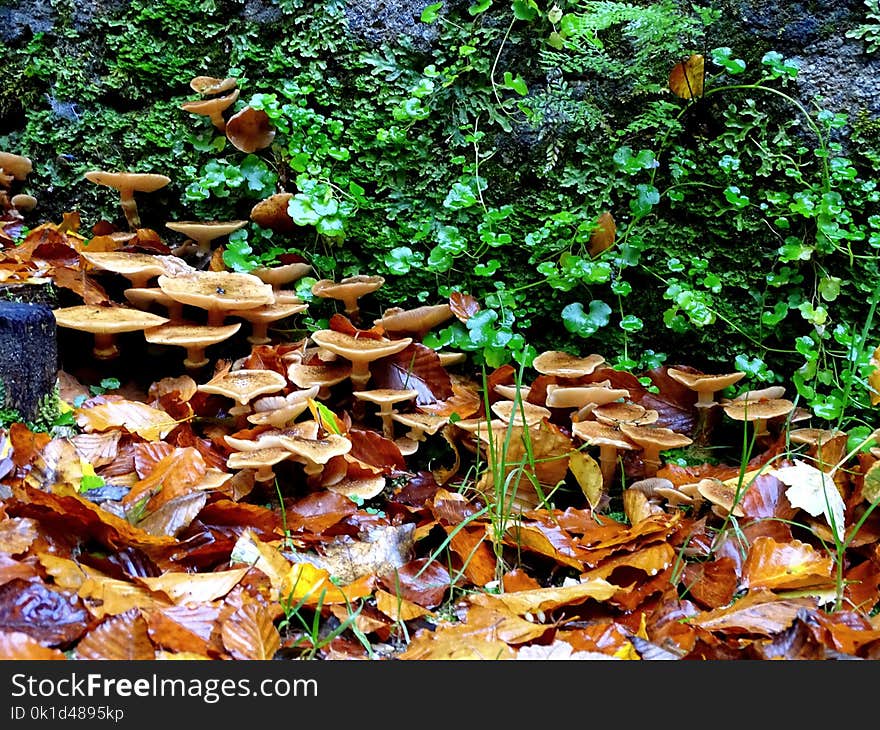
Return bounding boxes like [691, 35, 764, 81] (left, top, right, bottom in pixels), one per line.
[571, 420, 635, 450]
[312, 275, 385, 317]
[227, 447, 292, 481]
[490, 399, 551, 426]
[180, 88, 240, 130]
[157, 271, 276, 325]
[81, 251, 193, 288]
[84, 170, 171, 194]
[144, 322, 242, 369]
[226, 106, 276, 153]
[325, 475, 386, 500]
[618, 423, 693, 451]
[494, 383, 532, 401]
[0, 152, 33, 182]
[722, 398, 795, 423]
[353, 388, 419, 408]
[228, 300, 308, 345]
[53, 304, 169, 359]
[374, 303, 454, 338]
[287, 361, 352, 391]
[532, 350, 606, 378]
[10, 194, 37, 212]
[593, 401, 659, 427]
[391, 412, 449, 439]
[693, 477, 745, 517]
[280, 434, 353, 476]
[198, 368, 288, 405]
[667, 368, 746, 407]
[189, 76, 238, 96]
[729, 386, 787, 402]
[309, 329, 413, 389]
[252, 262, 313, 289]
[545, 382, 629, 409]
[124, 287, 185, 320]
[165, 220, 248, 253]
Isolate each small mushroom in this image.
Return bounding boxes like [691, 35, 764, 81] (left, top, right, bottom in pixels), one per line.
[52, 304, 169, 359]
[531, 350, 606, 379]
[226, 106, 276, 153]
[374, 303, 454, 340]
[247, 386, 320, 428]
[352, 388, 419, 439]
[280, 434, 353, 477]
[10, 193, 37, 214]
[571, 420, 637, 490]
[252, 261, 313, 303]
[157, 271, 276, 326]
[667, 368, 746, 409]
[494, 383, 532, 401]
[546, 381, 631, 422]
[180, 88, 240, 132]
[80, 251, 194, 289]
[189, 76, 238, 96]
[198, 367, 288, 418]
[722, 398, 796, 441]
[286, 360, 352, 399]
[592, 401, 659, 428]
[312, 275, 385, 321]
[390, 412, 449, 442]
[83, 170, 171, 230]
[309, 329, 413, 391]
[490, 399, 551, 427]
[143, 322, 242, 370]
[165, 220, 248, 256]
[0, 152, 33, 185]
[227, 447, 293, 483]
[693, 477, 745, 518]
[124, 287, 186, 321]
[228, 300, 309, 345]
[324, 474, 386, 501]
[617, 423, 694, 478]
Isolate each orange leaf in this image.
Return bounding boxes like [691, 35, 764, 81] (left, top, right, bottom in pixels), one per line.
[743, 536, 834, 591]
[447, 524, 497, 586]
[469, 577, 617, 614]
[398, 622, 516, 660]
[669, 54, 704, 98]
[73, 609, 156, 659]
[0, 517, 37, 555]
[75, 398, 180, 441]
[138, 568, 250, 605]
[691, 588, 815, 635]
[281, 563, 373, 606]
[145, 604, 224, 657]
[0, 630, 67, 659]
[375, 588, 434, 621]
[449, 292, 480, 322]
[588, 211, 616, 257]
[221, 603, 281, 660]
[123, 446, 208, 511]
[78, 576, 171, 619]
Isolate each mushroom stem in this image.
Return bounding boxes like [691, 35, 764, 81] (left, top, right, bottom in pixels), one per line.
[93, 332, 120, 359]
[118, 189, 141, 230]
[350, 362, 371, 391]
[641, 447, 663, 478]
[598, 444, 620, 488]
[206, 309, 226, 327]
[248, 321, 271, 345]
[184, 347, 209, 370]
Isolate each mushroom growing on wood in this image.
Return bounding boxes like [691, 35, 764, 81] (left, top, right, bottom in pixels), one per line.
[83, 170, 171, 230]
[312, 275, 385, 321]
[165, 220, 248, 256]
[143, 322, 242, 370]
[618, 424, 693, 478]
[309, 329, 412, 391]
[52, 304, 169, 359]
[157, 271, 275, 326]
[180, 88, 240, 132]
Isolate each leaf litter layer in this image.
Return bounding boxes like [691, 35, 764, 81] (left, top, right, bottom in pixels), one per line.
[1, 218, 880, 660]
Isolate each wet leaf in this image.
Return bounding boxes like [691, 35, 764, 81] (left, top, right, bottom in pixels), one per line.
[469, 577, 617, 614]
[136, 491, 208, 537]
[569, 450, 604, 508]
[280, 563, 373, 606]
[378, 559, 451, 608]
[0, 630, 67, 659]
[139, 568, 250, 605]
[743, 536, 834, 591]
[0, 517, 38, 555]
[0, 579, 90, 646]
[449, 291, 481, 322]
[681, 556, 739, 609]
[669, 54, 705, 98]
[284, 491, 357, 533]
[588, 211, 616, 258]
[221, 602, 281, 660]
[78, 576, 170, 619]
[347, 428, 406, 472]
[76, 398, 181, 441]
[145, 604, 224, 657]
[375, 588, 434, 621]
[691, 588, 815, 635]
[371, 343, 454, 404]
[447, 524, 497, 586]
[73, 608, 155, 659]
[398, 622, 516, 660]
[123, 447, 208, 511]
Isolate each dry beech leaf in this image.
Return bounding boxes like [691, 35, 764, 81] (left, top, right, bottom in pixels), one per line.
[136, 491, 208, 537]
[517, 641, 619, 660]
[371, 343, 454, 404]
[78, 576, 170, 619]
[375, 588, 434, 622]
[0, 630, 67, 659]
[743, 536, 835, 591]
[463, 600, 555, 644]
[588, 211, 616, 258]
[469, 577, 617, 615]
[145, 604, 224, 657]
[447, 524, 497, 586]
[75, 398, 181, 441]
[771, 460, 846, 541]
[580, 543, 676, 589]
[0, 579, 90, 646]
[138, 568, 250, 605]
[569, 450, 604, 509]
[221, 603, 281, 660]
[449, 291, 480, 322]
[306, 524, 416, 584]
[669, 54, 704, 98]
[70, 431, 122, 469]
[398, 622, 516, 660]
[503, 522, 586, 569]
[0, 517, 38, 555]
[73, 608, 155, 660]
[37, 553, 107, 592]
[123, 446, 208, 511]
[230, 530, 292, 596]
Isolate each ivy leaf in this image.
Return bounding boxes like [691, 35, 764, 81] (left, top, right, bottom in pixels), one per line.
[561, 300, 611, 338]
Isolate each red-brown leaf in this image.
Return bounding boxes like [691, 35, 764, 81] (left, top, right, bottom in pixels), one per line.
[347, 428, 406, 473]
[221, 602, 281, 660]
[379, 559, 452, 608]
[371, 343, 454, 404]
[0, 579, 90, 646]
[73, 608, 155, 659]
[449, 292, 480, 322]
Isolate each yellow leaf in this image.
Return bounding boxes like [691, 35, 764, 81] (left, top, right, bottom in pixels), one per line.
[569, 450, 604, 508]
[668, 54, 704, 99]
[613, 641, 641, 660]
[281, 563, 373, 606]
[139, 568, 249, 605]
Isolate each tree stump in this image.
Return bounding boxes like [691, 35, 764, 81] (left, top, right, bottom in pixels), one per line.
[0, 302, 57, 421]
